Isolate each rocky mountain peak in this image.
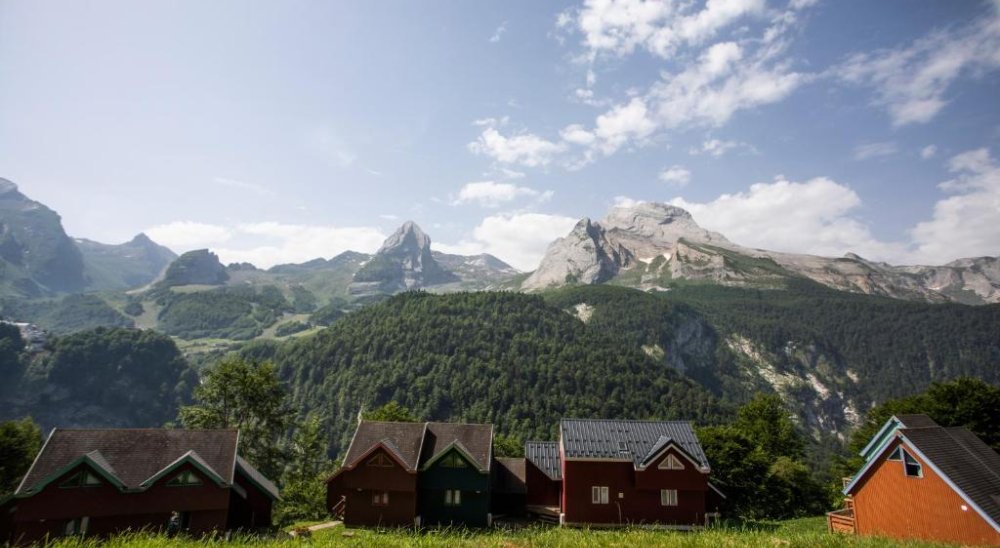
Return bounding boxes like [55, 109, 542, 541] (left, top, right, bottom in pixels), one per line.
[0, 178, 20, 195]
[351, 221, 459, 296]
[379, 220, 431, 254]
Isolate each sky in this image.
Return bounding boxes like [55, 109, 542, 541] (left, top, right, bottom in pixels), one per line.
[1, 0, 998, 271]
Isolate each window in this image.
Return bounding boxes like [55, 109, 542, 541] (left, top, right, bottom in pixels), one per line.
[887, 446, 902, 461]
[659, 454, 686, 470]
[661, 489, 679, 506]
[440, 453, 467, 468]
[591, 486, 609, 504]
[64, 517, 89, 536]
[59, 471, 102, 489]
[617, 441, 628, 452]
[444, 489, 462, 506]
[371, 490, 389, 506]
[166, 470, 202, 487]
[902, 449, 922, 478]
[366, 453, 393, 467]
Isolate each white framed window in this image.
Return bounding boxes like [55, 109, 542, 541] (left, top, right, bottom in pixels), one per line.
[371, 490, 389, 506]
[887, 446, 902, 461]
[617, 441, 628, 452]
[659, 454, 685, 470]
[661, 489, 678, 506]
[902, 449, 923, 478]
[367, 453, 393, 468]
[444, 489, 462, 506]
[167, 470, 203, 487]
[440, 453, 467, 468]
[59, 471, 102, 489]
[591, 486, 609, 504]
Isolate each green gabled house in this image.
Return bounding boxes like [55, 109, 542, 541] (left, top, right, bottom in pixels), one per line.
[417, 422, 493, 527]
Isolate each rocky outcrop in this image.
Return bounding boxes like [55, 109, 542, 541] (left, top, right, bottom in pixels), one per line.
[157, 249, 229, 287]
[350, 221, 459, 296]
[523, 201, 1000, 304]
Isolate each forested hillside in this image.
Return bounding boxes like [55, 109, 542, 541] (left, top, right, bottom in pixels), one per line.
[242, 291, 727, 456]
[0, 327, 197, 429]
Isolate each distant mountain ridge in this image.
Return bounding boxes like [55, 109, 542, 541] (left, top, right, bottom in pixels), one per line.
[522, 202, 1000, 304]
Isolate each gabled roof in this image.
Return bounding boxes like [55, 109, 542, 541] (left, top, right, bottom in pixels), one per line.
[637, 435, 705, 470]
[236, 455, 280, 501]
[560, 418, 709, 470]
[845, 423, 1000, 532]
[525, 441, 562, 481]
[339, 421, 427, 472]
[139, 450, 228, 488]
[493, 457, 527, 494]
[859, 414, 939, 461]
[420, 422, 493, 473]
[16, 429, 240, 496]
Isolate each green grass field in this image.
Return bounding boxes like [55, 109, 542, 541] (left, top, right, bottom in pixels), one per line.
[44, 517, 953, 547]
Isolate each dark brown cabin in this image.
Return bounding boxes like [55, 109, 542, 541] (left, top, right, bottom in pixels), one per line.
[832, 414, 1000, 545]
[0, 428, 279, 545]
[524, 440, 562, 520]
[326, 421, 427, 527]
[559, 418, 717, 528]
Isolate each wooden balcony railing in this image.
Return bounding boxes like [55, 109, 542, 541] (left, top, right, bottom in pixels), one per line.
[827, 508, 856, 535]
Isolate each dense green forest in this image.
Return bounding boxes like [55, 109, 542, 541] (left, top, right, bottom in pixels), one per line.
[152, 285, 293, 340]
[0, 326, 197, 429]
[242, 291, 726, 456]
[0, 294, 133, 334]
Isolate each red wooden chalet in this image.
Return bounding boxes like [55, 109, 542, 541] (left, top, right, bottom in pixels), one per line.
[325, 421, 427, 527]
[0, 428, 279, 545]
[831, 414, 1000, 545]
[557, 418, 721, 528]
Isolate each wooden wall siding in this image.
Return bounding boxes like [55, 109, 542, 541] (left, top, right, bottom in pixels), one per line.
[853, 439, 1000, 546]
[525, 461, 561, 507]
[418, 450, 491, 527]
[326, 447, 419, 527]
[562, 458, 707, 526]
[7, 461, 234, 544]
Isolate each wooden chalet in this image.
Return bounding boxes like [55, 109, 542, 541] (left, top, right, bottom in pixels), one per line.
[326, 420, 495, 528]
[830, 414, 1000, 545]
[0, 428, 279, 545]
[491, 457, 527, 517]
[417, 422, 493, 527]
[524, 440, 562, 520]
[326, 421, 426, 527]
[555, 418, 720, 527]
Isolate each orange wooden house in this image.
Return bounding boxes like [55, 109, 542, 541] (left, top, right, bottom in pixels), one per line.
[829, 414, 1000, 546]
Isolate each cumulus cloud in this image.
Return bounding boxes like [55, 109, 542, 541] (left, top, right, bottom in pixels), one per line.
[834, 4, 1000, 126]
[920, 145, 938, 160]
[613, 195, 645, 208]
[437, 213, 579, 271]
[451, 181, 553, 207]
[572, 0, 767, 59]
[909, 148, 1000, 263]
[146, 221, 234, 249]
[669, 177, 909, 260]
[146, 221, 386, 269]
[468, 127, 567, 167]
[659, 165, 692, 187]
[853, 141, 898, 161]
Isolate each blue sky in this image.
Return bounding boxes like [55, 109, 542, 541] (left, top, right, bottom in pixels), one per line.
[1, 0, 998, 270]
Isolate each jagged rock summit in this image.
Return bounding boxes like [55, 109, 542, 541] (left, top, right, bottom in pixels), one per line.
[157, 249, 229, 288]
[522, 201, 1000, 304]
[350, 221, 460, 296]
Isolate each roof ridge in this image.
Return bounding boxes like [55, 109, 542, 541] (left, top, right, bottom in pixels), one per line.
[561, 418, 694, 424]
[426, 421, 493, 427]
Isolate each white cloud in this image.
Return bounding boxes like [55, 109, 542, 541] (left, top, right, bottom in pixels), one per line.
[573, 0, 766, 59]
[920, 145, 938, 160]
[451, 181, 553, 207]
[853, 141, 898, 161]
[146, 221, 386, 269]
[909, 148, 1000, 263]
[468, 127, 567, 167]
[490, 21, 507, 43]
[669, 177, 909, 260]
[437, 213, 579, 271]
[560, 124, 596, 146]
[145, 221, 234, 249]
[834, 4, 1000, 126]
[593, 97, 658, 155]
[613, 195, 645, 208]
[688, 138, 750, 156]
[659, 165, 692, 187]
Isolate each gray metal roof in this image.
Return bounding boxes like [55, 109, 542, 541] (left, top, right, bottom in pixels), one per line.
[896, 414, 939, 429]
[903, 426, 1000, 527]
[560, 418, 709, 469]
[236, 455, 281, 500]
[525, 441, 562, 480]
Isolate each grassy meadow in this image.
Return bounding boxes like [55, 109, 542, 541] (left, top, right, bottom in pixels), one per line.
[42, 517, 954, 548]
